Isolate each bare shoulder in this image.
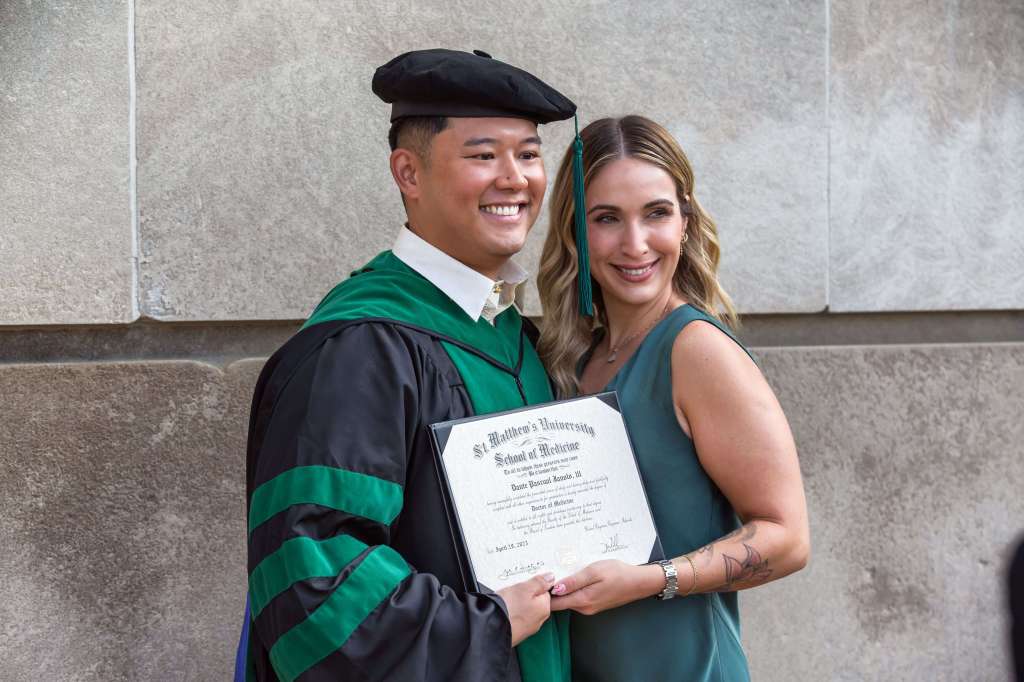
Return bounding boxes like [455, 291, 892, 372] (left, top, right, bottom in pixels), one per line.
[670, 319, 778, 428]
[671, 320, 758, 381]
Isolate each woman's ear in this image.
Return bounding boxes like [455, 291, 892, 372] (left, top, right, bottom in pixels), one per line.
[390, 148, 422, 201]
[681, 194, 693, 216]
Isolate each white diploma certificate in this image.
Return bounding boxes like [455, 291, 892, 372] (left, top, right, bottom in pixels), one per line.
[430, 392, 663, 591]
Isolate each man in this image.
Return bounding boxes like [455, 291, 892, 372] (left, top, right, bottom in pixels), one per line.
[241, 49, 577, 681]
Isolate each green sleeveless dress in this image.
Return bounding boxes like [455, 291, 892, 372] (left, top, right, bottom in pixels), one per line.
[571, 304, 752, 682]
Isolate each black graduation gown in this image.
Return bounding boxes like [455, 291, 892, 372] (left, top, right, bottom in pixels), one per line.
[245, 318, 534, 681]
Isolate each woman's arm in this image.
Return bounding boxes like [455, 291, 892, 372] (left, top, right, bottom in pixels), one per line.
[667, 320, 809, 593]
[551, 321, 809, 614]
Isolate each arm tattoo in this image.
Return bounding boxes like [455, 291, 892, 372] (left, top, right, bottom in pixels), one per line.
[693, 522, 757, 567]
[721, 523, 757, 544]
[716, 543, 772, 591]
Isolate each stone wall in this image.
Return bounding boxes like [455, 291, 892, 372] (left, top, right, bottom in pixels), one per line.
[1, 1, 1021, 680]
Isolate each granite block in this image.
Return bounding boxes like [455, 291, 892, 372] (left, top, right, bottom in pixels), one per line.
[0, 359, 263, 680]
[0, 0, 134, 324]
[829, 0, 1024, 311]
[742, 343, 1024, 681]
[135, 0, 827, 320]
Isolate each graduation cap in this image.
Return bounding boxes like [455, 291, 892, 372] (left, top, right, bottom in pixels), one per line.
[372, 48, 594, 315]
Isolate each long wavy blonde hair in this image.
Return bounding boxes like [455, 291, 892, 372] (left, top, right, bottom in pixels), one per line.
[537, 115, 739, 398]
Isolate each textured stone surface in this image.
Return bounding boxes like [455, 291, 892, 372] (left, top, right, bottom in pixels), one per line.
[2, 312, 1022, 365]
[742, 344, 1024, 681]
[135, 0, 827, 320]
[0, 0, 134, 324]
[830, 1, 1024, 311]
[0, 359, 263, 680]
[0, 320, 299, 365]
[1, 344, 1021, 679]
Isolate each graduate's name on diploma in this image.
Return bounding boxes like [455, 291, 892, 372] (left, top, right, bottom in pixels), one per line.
[510, 470, 581, 493]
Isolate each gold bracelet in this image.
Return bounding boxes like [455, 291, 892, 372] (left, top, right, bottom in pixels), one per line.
[680, 555, 698, 596]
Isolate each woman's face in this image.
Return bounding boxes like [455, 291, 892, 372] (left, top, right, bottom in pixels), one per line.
[585, 157, 687, 311]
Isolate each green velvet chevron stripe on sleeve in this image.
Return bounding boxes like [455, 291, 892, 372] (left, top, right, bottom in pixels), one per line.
[268, 544, 412, 682]
[248, 534, 369, 617]
[248, 465, 403, 534]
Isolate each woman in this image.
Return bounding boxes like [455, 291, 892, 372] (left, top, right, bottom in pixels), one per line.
[537, 116, 810, 681]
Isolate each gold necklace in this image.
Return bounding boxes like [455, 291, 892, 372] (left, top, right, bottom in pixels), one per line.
[605, 303, 671, 363]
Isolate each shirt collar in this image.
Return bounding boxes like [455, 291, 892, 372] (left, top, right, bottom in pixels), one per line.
[392, 226, 528, 322]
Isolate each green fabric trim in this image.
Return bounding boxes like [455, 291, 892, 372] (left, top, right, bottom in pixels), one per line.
[268, 545, 411, 682]
[248, 465, 403, 534]
[440, 336, 554, 415]
[301, 251, 522, 370]
[249, 534, 368, 617]
[517, 611, 571, 682]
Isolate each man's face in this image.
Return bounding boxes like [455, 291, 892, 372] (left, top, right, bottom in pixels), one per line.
[415, 117, 546, 278]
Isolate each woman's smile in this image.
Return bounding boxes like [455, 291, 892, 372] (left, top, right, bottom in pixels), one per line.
[611, 259, 660, 282]
[585, 157, 685, 311]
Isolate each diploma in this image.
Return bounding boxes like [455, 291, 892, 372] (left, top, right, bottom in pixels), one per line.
[430, 392, 664, 591]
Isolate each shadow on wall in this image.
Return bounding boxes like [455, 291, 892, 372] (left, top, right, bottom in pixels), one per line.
[1009, 533, 1024, 682]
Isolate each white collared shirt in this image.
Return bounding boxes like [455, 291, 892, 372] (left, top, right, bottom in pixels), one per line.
[392, 226, 528, 324]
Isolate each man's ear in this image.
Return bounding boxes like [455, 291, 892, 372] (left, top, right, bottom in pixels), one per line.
[390, 148, 423, 201]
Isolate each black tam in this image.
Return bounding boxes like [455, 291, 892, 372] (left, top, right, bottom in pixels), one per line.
[372, 48, 576, 124]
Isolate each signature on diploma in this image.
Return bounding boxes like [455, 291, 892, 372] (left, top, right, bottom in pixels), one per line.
[601, 534, 628, 553]
[499, 560, 547, 580]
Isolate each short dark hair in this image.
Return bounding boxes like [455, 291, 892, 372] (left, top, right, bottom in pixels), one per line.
[388, 116, 449, 164]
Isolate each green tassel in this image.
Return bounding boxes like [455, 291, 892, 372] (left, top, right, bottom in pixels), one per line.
[572, 115, 593, 316]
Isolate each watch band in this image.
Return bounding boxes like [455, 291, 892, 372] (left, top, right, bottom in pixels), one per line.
[654, 559, 678, 600]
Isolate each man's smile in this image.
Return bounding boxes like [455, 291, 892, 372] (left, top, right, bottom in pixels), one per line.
[480, 202, 529, 219]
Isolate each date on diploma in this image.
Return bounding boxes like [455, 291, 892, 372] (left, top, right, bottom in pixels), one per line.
[430, 392, 665, 591]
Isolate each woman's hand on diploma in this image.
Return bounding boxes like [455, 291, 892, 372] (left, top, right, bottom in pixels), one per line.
[549, 560, 665, 616]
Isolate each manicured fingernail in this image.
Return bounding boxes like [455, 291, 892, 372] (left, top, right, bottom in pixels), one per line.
[542, 572, 556, 582]
[552, 584, 566, 595]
